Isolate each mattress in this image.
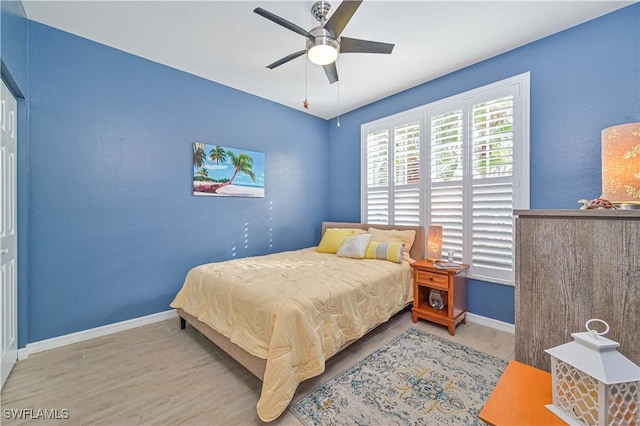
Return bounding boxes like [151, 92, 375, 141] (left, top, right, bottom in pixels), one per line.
[170, 247, 413, 421]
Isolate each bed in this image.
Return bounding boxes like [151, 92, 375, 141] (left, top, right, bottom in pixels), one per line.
[171, 222, 425, 421]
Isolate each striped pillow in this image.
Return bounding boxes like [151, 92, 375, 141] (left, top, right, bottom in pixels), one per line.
[367, 227, 416, 262]
[364, 241, 405, 264]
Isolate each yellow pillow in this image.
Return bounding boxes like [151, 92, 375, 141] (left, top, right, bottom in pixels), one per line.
[364, 241, 405, 263]
[367, 227, 416, 262]
[317, 228, 357, 253]
[332, 228, 367, 235]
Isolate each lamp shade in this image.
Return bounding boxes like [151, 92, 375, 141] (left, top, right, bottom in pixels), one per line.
[427, 225, 443, 261]
[601, 123, 640, 206]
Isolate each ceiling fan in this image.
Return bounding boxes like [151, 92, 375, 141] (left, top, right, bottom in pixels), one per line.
[254, 0, 394, 84]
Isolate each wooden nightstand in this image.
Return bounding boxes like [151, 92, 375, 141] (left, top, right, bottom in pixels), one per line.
[411, 259, 469, 335]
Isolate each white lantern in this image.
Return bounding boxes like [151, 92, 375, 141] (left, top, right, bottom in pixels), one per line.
[545, 319, 640, 425]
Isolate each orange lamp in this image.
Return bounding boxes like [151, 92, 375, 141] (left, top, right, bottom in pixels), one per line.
[426, 225, 443, 262]
[601, 122, 640, 209]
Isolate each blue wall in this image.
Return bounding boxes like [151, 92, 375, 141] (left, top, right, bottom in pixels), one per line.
[12, 3, 640, 345]
[25, 22, 328, 345]
[326, 4, 640, 323]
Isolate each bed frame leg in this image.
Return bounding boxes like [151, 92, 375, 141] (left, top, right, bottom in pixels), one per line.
[180, 316, 186, 330]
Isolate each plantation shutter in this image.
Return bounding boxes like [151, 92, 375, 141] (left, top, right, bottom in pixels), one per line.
[393, 121, 421, 226]
[430, 110, 464, 261]
[362, 73, 529, 285]
[471, 96, 514, 281]
[363, 118, 421, 226]
[365, 129, 390, 224]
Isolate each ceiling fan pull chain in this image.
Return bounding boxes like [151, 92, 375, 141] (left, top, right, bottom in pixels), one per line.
[337, 57, 341, 127]
[303, 56, 309, 110]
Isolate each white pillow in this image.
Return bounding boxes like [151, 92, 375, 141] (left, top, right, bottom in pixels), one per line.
[336, 234, 373, 259]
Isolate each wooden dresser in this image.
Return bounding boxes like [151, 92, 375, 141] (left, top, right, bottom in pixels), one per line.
[514, 209, 640, 371]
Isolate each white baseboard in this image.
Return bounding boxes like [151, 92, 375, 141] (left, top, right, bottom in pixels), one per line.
[16, 310, 511, 361]
[465, 312, 515, 334]
[18, 310, 178, 360]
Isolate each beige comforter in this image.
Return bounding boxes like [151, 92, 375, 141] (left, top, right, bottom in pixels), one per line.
[170, 247, 413, 421]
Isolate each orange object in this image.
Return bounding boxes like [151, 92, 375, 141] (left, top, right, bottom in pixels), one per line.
[479, 360, 568, 426]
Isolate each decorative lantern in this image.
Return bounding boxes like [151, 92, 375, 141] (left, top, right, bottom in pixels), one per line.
[545, 319, 640, 425]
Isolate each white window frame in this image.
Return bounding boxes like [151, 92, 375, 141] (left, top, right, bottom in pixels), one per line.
[361, 73, 530, 286]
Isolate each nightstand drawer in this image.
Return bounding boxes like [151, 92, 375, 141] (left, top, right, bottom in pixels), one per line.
[416, 270, 449, 289]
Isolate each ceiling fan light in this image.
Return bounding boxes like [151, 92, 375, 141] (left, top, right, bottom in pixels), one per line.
[306, 32, 339, 65]
[308, 44, 338, 65]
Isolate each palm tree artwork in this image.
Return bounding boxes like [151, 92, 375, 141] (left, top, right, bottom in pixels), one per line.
[192, 142, 265, 198]
[193, 143, 207, 173]
[210, 145, 226, 165]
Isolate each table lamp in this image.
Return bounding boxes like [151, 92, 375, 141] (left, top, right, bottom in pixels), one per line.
[427, 225, 443, 262]
[602, 123, 640, 209]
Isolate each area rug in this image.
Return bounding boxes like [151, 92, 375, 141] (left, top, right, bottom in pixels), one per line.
[289, 328, 507, 426]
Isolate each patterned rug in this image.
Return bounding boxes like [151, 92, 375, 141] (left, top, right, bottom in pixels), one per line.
[290, 328, 507, 425]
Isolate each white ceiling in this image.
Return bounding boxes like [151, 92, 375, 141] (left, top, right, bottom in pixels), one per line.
[22, 0, 634, 120]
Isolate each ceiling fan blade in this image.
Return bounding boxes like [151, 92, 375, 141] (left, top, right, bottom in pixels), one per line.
[266, 50, 307, 69]
[254, 7, 313, 39]
[340, 37, 394, 54]
[324, 0, 362, 38]
[323, 62, 339, 84]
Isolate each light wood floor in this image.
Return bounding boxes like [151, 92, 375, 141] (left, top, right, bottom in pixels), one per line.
[1, 310, 514, 425]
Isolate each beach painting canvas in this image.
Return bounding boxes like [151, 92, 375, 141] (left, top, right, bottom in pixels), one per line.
[193, 142, 265, 198]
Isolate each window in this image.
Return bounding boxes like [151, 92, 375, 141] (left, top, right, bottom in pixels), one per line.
[362, 114, 422, 226]
[361, 73, 529, 285]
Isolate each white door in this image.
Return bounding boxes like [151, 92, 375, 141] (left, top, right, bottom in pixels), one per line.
[0, 78, 18, 389]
